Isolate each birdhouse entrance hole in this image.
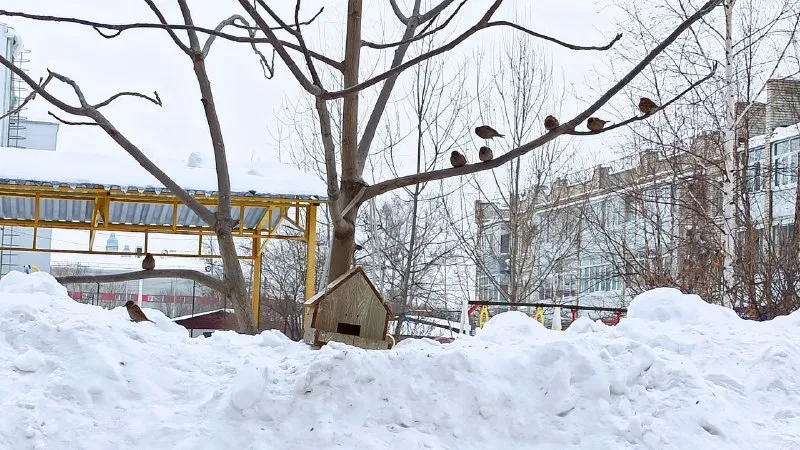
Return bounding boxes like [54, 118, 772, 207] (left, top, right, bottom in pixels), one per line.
[336, 322, 361, 336]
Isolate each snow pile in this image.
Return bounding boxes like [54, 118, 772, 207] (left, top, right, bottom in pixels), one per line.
[2, 277, 800, 449]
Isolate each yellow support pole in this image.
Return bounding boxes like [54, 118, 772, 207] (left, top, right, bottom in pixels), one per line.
[478, 306, 490, 328]
[32, 193, 39, 250]
[535, 307, 544, 325]
[252, 237, 262, 331]
[304, 204, 318, 300]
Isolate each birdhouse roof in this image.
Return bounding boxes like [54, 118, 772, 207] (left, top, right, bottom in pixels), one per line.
[304, 266, 391, 314]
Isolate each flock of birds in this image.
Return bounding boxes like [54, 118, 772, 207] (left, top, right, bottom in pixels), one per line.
[450, 97, 659, 168]
[122, 98, 661, 323]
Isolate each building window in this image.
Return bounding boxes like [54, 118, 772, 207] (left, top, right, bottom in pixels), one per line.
[624, 194, 637, 222]
[748, 161, 761, 193]
[773, 141, 797, 188]
[579, 263, 621, 294]
[499, 233, 510, 254]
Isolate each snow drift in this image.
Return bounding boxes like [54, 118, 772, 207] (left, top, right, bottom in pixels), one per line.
[1, 276, 800, 449]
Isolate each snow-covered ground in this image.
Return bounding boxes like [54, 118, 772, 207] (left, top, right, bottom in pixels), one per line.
[2, 272, 800, 449]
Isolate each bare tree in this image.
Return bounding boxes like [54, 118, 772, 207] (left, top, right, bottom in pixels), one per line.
[460, 34, 585, 309]
[1, 0, 724, 333]
[605, 0, 800, 312]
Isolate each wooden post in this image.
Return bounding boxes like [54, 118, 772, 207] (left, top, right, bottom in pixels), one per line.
[305, 204, 318, 300]
[252, 237, 261, 331]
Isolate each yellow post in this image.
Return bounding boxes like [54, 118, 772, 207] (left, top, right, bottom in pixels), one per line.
[252, 237, 262, 331]
[535, 307, 544, 325]
[304, 204, 318, 300]
[478, 305, 490, 328]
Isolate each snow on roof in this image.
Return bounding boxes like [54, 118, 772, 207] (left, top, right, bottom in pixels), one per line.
[748, 122, 800, 148]
[171, 308, 235, 322]
[0, 148, 327, 200]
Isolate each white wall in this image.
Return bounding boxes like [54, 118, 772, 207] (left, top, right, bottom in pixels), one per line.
[0, 24, 15, 148]
[17, 120, 58, 150]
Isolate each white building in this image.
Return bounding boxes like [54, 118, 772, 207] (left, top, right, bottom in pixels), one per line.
[475, 78, 800, 320]
[0, 22, 60, 276]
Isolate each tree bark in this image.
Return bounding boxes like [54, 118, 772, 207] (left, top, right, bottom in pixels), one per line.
[327, 0, 364, 283]
[216, 227, 257, 334]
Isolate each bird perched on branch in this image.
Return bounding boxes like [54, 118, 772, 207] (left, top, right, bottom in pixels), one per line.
[544, 115, 559, 131]
[142, 253, 155, 271]
[638, 97, 658, 116]
[475, 125, 504, 140]
[125, 301, 154, 323]
[478, 146, 494, 162]
[450, 151, 467, 167]
[587, 117, 609, 131]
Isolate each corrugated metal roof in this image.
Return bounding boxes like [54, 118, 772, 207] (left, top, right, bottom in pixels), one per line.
[0, 193, 283, 230]
[0, 177, 326, 201]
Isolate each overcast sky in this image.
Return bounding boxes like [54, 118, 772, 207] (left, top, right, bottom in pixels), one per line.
[4, 0, 622, 164]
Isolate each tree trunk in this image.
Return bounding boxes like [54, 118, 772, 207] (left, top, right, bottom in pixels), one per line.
[216, 227, 257, 334]
[721, 0, 738, 308]
[327, 0, 363, 284]
[327, 188, 360, 282]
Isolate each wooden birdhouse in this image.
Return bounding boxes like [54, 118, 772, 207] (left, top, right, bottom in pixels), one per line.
[302, 266, 392, 350]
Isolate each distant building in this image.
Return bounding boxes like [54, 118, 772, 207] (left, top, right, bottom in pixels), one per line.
[106, 233, 119, 252]
[474, 78, 800, 317]
[0, 22, 60, 276]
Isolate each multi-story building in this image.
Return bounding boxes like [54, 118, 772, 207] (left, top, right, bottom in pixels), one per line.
[0, 22, 60, 276]
[475, 78, 800, 318]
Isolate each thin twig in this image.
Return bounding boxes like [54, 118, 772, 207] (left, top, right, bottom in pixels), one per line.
[47, 111, 98, 126]
[92, 91, 162, 109]
[361, 0, 469, 49]
[0, 9, 340, 69]
[0, 73, 53, 120]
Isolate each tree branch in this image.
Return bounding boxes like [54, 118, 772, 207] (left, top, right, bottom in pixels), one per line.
[202, 14, 276, 80]
[569, 63, 718, 135]
[236, 0, 322, 95]
[0, 55, 217, 225]
[0, 9, 342, 70]
[363, 0, 723, 200]
[143, 0, 191, 55]
[388, 0, 410, 24]
[562, 0, 722, 129]
[315, 98, 345, 226]
[177, 0, 234, 226]
[357, 0, 460, 172]
[0, 73, 53, 120]
[92, 90, 162, 109]
[56, 269, 229, 295]
[322, 0, 626, 100]
[47, 111, 99, 126]
[361, 0, 466, 49]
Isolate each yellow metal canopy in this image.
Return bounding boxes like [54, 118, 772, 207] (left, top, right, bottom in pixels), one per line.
[0, 179, 324, 329]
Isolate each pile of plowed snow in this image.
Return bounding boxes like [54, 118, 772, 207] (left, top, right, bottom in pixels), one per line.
[2, 272, 800, 449]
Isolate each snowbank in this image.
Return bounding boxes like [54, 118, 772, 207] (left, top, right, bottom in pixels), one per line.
[1, 277, 799, 449]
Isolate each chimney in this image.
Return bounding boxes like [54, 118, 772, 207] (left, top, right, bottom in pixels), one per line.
[592, 165, 609, 189]
[550, 177, 568, 200]
[735, 101, 766, 143]
[690, 130, 723, 160]
[766, 79, 800, 131]
[638, 150, 659, 174]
